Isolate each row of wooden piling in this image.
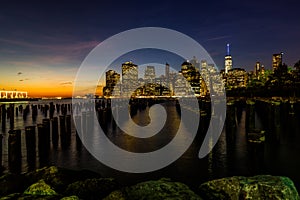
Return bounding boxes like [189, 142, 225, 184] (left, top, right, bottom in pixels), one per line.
[225, 98, 299, 143]
[0, 114, 80, 172]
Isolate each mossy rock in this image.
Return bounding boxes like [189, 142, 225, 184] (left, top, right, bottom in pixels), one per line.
[199, 176, 245, 199]
[23, 179, 57, 196]
[199, 175, 300, 200]
[124, 178, 202, 200]
[102, 190, 126, 200]
[60, 196, 80, 200]
[25, 166, 102, 193]
[65, 178, 118, 200]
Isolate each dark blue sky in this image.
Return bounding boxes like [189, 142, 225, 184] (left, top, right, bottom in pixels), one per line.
[0, 0, 299, 74]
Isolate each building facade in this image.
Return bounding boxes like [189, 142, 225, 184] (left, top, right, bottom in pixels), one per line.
[121, 61, 138, 97]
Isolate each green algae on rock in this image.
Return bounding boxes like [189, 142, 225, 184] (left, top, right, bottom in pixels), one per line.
[25, 166, 102, 193]
[60, 195, 80, 200]
[23, 179, 57, 196]
[199, 175, 300, 200]
[102, 190, 126, 200]
[64, 178, 118, 200]
[124, 178, 202, 200]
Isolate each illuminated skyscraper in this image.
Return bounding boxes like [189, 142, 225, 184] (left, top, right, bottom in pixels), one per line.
[272, 53, 283, 71]
[224, 43, 233, 74]
[144, 66, 156, 83]
[103, 70, 120, 96]
[165, 63, 170, 81]
[121, 61, 138, 97]
[180, 60, 200, 95]
[190, 56, 200, 71]
[254, 62, 261, 77]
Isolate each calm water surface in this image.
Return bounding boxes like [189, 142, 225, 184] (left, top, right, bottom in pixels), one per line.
[0, 99, 300, 190]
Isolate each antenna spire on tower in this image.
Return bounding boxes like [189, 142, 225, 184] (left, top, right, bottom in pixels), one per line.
[226, 43, 230, 55]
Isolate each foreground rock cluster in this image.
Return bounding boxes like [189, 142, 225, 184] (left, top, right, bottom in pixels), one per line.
[0, 166, 299, 199]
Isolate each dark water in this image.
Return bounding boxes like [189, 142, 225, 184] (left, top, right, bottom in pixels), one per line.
[0, 99, 300, 190]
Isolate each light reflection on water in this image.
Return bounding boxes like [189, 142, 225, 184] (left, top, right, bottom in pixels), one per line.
[0, 99, 300, 190]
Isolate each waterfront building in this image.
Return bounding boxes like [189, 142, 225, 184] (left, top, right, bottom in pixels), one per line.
[225, 44, 233, 74]
[272, 53, 283, 71]
[121, 61, 138, 97]
[180, 60, 200, 96]
[226, 68, 248, 88]
[144, 66, 156, 84]
[103, 70, 121, 96]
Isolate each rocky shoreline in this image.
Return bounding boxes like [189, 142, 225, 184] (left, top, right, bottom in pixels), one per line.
[0, 166, 299, 200]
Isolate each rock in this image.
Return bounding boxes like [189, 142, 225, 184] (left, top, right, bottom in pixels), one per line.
[60, 196, 80, 200]
[23, 179, 57, 196]
[25, 166, 102, 193]
[65, 178, 118, 199]
[124, 178, 202, 200]
[102, 190, 126, 200]
[199, 175, 300, 200]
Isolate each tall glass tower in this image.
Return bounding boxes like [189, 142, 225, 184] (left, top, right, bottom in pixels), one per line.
[225, 43, 233, 74]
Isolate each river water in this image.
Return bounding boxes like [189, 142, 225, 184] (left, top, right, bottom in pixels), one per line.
[0, 99, 300, 190]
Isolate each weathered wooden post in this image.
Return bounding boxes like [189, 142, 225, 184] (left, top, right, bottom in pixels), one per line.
[37, 123, 47, 160]
[9, 104, 14, 130]
[59, 115, 67, 147]
[65, 115, 72, 146]
[42, 118, 51, 150]
[51, 117, 59, 147]
[82, 112, 86, 137]
[15, 107, 18, 117]
[75, 115, 82, 148]
[8, 129, 22, 172]
[49, 102, 55, 119]
[246, 100, 255, 132]
[1, 105, 6, 131]
[226, 101, 236, 142]
[273, 101, 281, 142]
[66, 115, 72, 134]
[86, 111, 94, 135]
[25, 126, 36, 164]
[0, 134, 3, 169]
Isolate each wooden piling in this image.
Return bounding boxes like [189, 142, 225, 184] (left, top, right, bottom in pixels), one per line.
[1, 105, 6, 131]
[8, 129, 22, 172]
[25, 126, 36, 165]
[9, 104, 14, 130]
[51, 117, 58, 147]
[246, 100, 255, 132]
[42, 118, 51, 149]
[0, 134, 2, 168]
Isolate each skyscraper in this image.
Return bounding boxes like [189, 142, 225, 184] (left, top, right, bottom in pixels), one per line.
[254, 62, 261, 77]
[180, 60, 200, 96]
[272, 53, 283, 71]
[144, 66, 156, 83]
[103, 70, 120, 96]
[224, 43, 233, 74]
[122, 61, 138, 97]
[165, 63, 170, 81]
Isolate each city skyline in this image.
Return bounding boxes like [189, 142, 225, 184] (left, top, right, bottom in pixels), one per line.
[0, 1, 299, 97]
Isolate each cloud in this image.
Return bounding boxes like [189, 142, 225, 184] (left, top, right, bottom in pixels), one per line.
[0, 38, 99, 53]
[19, 79, 23, 81]
[60, 81, 72, 85]
[17, 72, 22, 75]
[205, 35, 232, 42]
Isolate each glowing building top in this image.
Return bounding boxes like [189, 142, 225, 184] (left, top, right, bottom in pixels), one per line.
[225, 43, 233, 74]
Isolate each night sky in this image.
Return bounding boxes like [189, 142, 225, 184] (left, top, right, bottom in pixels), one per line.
[0, 0, 299, 96]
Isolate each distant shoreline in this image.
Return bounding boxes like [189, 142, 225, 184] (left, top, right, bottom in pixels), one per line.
[0, 98, 40, 102]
